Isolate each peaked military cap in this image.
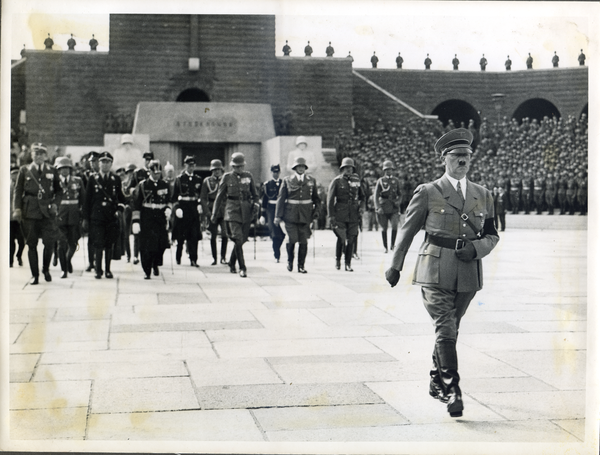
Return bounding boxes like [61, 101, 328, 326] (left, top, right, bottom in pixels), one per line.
[184, 155, 196, 164]
[31, 142, 48, 153]
[270, 164, 281, 173]
[143, 151, 154, 160]
[435, 128, 473, 156]
[98, 151, 114, 162]
[10, 165, 20, 174]
[88, 151, 100, 161]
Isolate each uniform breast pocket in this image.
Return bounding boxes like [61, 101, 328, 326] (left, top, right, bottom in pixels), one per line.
[471, 208, 488, 230]
[430, 207, 454, 230]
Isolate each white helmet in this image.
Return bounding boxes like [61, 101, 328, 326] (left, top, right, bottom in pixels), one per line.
[295, 136, 307, 146]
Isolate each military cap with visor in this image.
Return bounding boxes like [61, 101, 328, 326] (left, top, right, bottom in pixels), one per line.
[98, 151, 114, 162]
[270, 164, 281, 173]
[143, 151, 154, 160]
[435, 128, 473, 156]
[183, 155, 196, 165]
[31, 142, 48, 153]
[88, 151, 100, 161]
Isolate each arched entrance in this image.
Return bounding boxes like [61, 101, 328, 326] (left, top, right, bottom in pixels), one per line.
[431, 100, 481, 129]
[176, 88, 210, 102]
[512, 98, 560, 124]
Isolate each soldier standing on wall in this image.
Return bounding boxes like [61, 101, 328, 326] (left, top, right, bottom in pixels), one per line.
[282, 40, 291, 56]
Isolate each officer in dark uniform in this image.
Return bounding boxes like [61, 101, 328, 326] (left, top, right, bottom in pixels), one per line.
[552, 51, 559, 67]
[282, 40, 291, 56]
[385, 128, 499, 418]
[493, 180, 507, 231]
[172, 156, 203, 267]
[371, 52, 379, 68]
[200, 159, 228, 265]
[127, 151, 153, 264]
[83, 151, 100, 271]
[533, 171, 546, 214]
[396, 52, 404, 69]
[55, 157, 85, 278]
[544, 173, 557, 215]
[327, 157, 364, 271]
[566, 173, 578, 215]
[304, 41, 313, 56]
[424, 53, 432, 69]
[452, 54, 459, 70]
[521, 172, 533, 214]
[576, 171, 587, 215]
[505, 55, 512, 70]
[374, 160, 402, 253]
[557, 171, 569, 215]
[526, 53, 533, 69]
[131, 160, 172, 279]
[67, 34, 76, 50]
[211, 153, 260, 278]
[10, 166, 26, 267]
[260, 164, 286, 262]
[13, 143, 63, 284]
[479, 54, 487, 71]
[325, 42, 334, 57]
[275, 157, 321, 273]
[89, 34, 98, 51]
[508, 174, 522, 214]
[82, 151, 126, 279]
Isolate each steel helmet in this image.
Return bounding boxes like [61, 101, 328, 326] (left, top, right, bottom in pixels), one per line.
[382, 160, 395, 171]
[210, 159, 224, 170]
[291, 156, 308, 170]
[230, 153, 246, 166]
[295, 136, 307, 146]
[339, 157, 355, 169]
[55, 156, 73, 169]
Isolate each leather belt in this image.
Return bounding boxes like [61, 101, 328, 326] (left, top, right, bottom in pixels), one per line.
[285, 199, 312, 205]
[143, 202, 167, 209]
[268, 200, 277, 205]
[61, 200, 79, 205]
[178, 196, 197, 201]
[425, 233, 464, 250]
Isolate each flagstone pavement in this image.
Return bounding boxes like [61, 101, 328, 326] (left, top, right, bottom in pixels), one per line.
[6, 215, 594, 453]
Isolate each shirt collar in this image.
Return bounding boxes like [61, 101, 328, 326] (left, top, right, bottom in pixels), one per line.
[444, 174, 467, 196]
[295, 172, 304, 181]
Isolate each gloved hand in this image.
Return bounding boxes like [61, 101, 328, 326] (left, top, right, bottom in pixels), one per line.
[376, 207, 384, 215]
[164, 207, 172, 219]
[13, 209, 22, 223]
[455, 240, 476, 262]
[132, 222, 141, 234]
[82, 219, 89, 232]
[49, 204, 58, 217]
[176, 208, 184, 218]
[117, 203, 125, 212]
[197, 205, 203, 214]
[259, 216, 266, 225]
[385, 267, 400, 287]
[274, 217, 281, 226]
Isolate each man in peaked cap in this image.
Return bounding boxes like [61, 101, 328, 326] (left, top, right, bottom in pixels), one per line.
[327, 157, 364, 272]
[13, 143, 63, 284]
[275, 157, 321, 273]
[211, 152, 260, 278]
[385, 128, 499, 418]
[260, 164, 286, 263]
[201, 159, 228, 265]
[172, 155, 203, 267]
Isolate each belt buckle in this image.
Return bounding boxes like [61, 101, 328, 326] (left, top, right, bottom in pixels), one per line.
[455, 239, 464, 250]
[460, 213, 469, 221]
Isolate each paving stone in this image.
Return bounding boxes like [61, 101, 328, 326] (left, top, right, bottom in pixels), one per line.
[248, 308, 331, 330]
[10, 340, 108, 355]
[109, 331, 211, 351]
[266, 353, 396, 365]
[86, 409, 264, 440]
[116, 293, 158, 306]
[33, 360, 188, 381]
[36, 288, 117, 309]
[112, 320, 264, 333]
[41, 347, 216, 365]
[16, 320, 111, 345]
[194, 383, 384, 410]
[459, 332, 587, 351]
[309, 306, 405, 326]
[52, 306, 113, 321]
[253, 403, 408, 432]
[10, 380, 92, 410]
[9, 323, 27, 344]
[206, 325, 392, 342]
[187, 358, 282, 386]
[91, 377, 198, 413]
[10, 407, 88, 440]
[214, 337, 384, 359]
[10, 353, 39, 383]
[551, 419, 585, 441]
[156, 292, 211, 305]
[505, 320, 587, 332]
[469, 391, 585, 420]
[460, 376, 557, 393]
[249, 276, 302, 287]
[10, 308, 58, 323]
[262, 299, 332, 309]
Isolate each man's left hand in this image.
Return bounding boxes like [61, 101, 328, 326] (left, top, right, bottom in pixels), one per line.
[455, 240, 476, 262]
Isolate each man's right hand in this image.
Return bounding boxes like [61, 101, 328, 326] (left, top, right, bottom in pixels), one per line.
[13, 209, 22, 223]
[385, 267, 400, 287]
[274, 217, 281, 226]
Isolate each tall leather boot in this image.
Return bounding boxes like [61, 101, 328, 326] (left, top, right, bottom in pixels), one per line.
[436, 340, 463, 417]
[297, 243, 308, 273]
[429, 348, 448, 403]
[104, 248, 113, 278]
[391, 229, 397, 250]
[286, 243, 295, 272]
[335, 239, 343, 270]
[236, 242, 247, 277]
[228, 247, 237, 273]
[220, 236, 228, 263]
[381, 231, 388, 253]
[344, 239, 354, 271]
[210, 235, 218, 264]
[94, 248, 103, 278]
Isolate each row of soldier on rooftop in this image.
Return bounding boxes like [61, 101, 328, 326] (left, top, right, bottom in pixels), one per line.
[26, 34, 100, 54]
[283, 41, 587, 69]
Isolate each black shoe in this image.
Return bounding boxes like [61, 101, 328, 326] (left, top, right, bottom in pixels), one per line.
[67, 261, 73, 274]
[335, 259, 341, 270]
[18, 257, 23, 266]
[43, 270, 52, 282]
[429, 379, 449, 403]
[30, 276, 39, 285]
[229, 264, 237, 274]
[85, 264, 94, 272]
[384, 248, 388, 254]
[287, 263, 293, 272]
[133, 258, 140, 265]
[95, 270, 103, 279]
[353, 253, 360, 260]
[9, 262, 13, 268]
[211, 259, 217, 266]
[446, 385, 464, 418]
[220, 258, 228, 264]
[190, 261, 199, 268]
[298, 267, 307, 274]
[276, 258, 280, 263]
[61, 271, 68, 279]
[144, 274, 151, 280]
[52, 256, 58, 267]
[105, 271, 114, 279]
[127, 257, 131, 263]
[345, 264, 353, 272]
[239, 269, 247, 278]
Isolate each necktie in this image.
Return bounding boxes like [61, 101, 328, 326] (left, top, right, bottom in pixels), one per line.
[456, 181, 465, 205]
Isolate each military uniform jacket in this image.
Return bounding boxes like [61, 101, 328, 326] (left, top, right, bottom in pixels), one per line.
[212, 171, 259, 224]
[275, 174, 321, 225]
[374, 175, 401, 214]
[131, 177, 171, 252]
[83, 172, 126, 222]
[390, 176, 499, 293]
[172, 171, 202, 217]
[327, 173, 364, 223]
[200, 175, 223, 220]
[509, 177, 521, 195]
[261, 178, 282, 217]
[14, 163, 63, 219]
[57, 175, 85, 226]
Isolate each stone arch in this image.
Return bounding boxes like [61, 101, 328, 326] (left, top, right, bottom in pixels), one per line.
[176, 88, 210, 102]
[512, 98, 560, 124]
[430, 99, 481, 130]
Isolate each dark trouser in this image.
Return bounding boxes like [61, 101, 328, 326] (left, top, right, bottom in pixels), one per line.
[534, 192, 544, 214]
[577, 193, 587, 215]
[266, 208, 285, 260]
[545, 192, 555, 214]
[557, 193, 567, 214]
[335, 235, 357, 266]
[58, 224, 80, 272]
[226, 221, 250, 271]
[141, 249, 164, 276]
[133, 233, 140, 259]
[91, 219, 119, 276]
[377, 212, 399, 250]
[175, 218, 201, 263]
[566, 194, 576, 215]
[10, 220, 25, 266]
[522, 193, 531, 214]
[368, 210, 378, 231]
[494, 212, 505, 231]
[22, 217, 58, 278]
[123, 206, 132, 260]
[208, 218, 228, 261]
[509, 192, 520, 214]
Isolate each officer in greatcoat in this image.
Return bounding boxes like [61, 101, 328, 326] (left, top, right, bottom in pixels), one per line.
[200, 159, 228, 265]
[10, 166, 26, 268]
[211, 153, 260, 278]
[260, 164, 286, 262]
[544, 173, 557, 215]
[82, 152, 126, 279]
[576, 171, 587, 215]
[172, 156, 203, 267]
[55, 157, 85, 278]
[385, 128, 499, 418]
[327, 157, 364, 271]
[374, 160, 402, 253]
[566, 174, 578, 215]
[12, 143, 63, 284]
[521, 172, 533, 214]
[275, 157, 321, 273]
[131, 160, 172, 279]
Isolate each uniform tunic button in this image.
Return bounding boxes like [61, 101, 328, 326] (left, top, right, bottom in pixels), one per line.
[463, 223, 466, 227]
[462, 234, 466, 237]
